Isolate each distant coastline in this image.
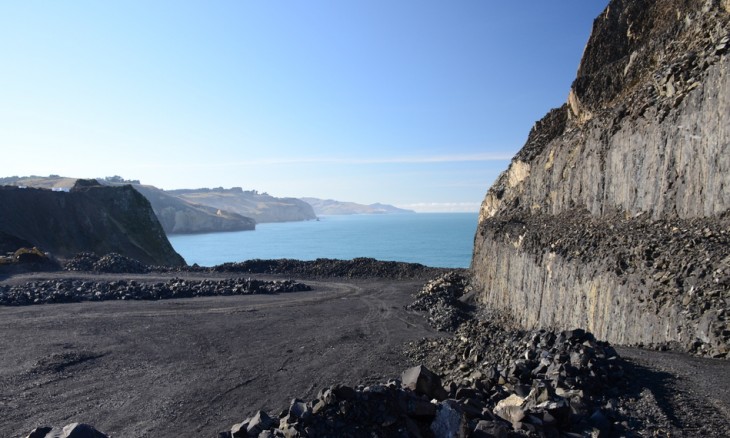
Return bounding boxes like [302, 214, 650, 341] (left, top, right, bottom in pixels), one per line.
[169, 212, 478, 269]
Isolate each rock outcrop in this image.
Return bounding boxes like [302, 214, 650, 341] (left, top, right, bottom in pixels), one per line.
[472, 0, 729, 356]
[0, 180, 186, 266]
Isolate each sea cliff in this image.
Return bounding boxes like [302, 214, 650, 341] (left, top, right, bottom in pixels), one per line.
[0, 180, 185, 266]
[472, 0, 729, 357]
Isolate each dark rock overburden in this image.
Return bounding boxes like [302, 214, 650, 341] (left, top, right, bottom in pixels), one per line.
[472, 0, 730, 357]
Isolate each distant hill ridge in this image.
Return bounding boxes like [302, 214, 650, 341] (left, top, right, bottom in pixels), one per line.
[167, 187, 317, 224]
[300, 197, 414, 215]
[0, 176, 411, 235]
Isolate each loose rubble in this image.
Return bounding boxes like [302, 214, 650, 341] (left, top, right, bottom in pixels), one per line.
[62, 252, 453, 280]
[209, 275, 630, 438]
[0, 277, 310, 306]
[25, 423, 108, 438]
[210, 257, 452, 280]
[211, 322, 627, 438]
[406, 272, 473, 332]
[65, 252, 149, 273]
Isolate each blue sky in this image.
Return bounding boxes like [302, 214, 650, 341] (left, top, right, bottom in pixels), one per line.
[1, 1, 608, 212]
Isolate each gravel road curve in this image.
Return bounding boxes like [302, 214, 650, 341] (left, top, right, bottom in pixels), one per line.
[0, 272, 437, 438]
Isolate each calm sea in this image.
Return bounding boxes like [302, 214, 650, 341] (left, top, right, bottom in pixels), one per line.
[168, 213, 479, 268]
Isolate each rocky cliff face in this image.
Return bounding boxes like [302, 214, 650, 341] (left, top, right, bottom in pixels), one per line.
[472, 0, 729, 357]
[0, 180, 186, 266]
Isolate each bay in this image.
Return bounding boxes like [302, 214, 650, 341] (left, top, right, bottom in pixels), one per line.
[168, 212, 479, 268]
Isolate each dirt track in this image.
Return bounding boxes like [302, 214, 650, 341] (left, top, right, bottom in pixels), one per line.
[0, 273, 438, 438]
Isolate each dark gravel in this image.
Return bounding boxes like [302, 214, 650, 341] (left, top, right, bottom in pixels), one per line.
[0, 277, 310, 306]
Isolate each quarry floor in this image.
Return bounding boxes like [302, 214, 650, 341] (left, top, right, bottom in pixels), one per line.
[0, 273, 438, 437]
[1, 271, 728, 437]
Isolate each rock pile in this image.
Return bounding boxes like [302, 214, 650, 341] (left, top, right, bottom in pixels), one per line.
[212, 257, 452, 280]
[65, 252, 150, 273]
[406, 272, 472, 332]
[0, 277, 310, 306]
[63, 253, 454, 280]
[404, 321, 627, 437]
[402, 274, 629, 436]
[211, 273, 627, 437]
[215, 326, 627, 438]
[219, 375, 452, 438]
[25, 423, 107, 438]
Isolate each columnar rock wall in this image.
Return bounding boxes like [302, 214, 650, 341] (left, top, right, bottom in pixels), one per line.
[472, 0, 729, 356]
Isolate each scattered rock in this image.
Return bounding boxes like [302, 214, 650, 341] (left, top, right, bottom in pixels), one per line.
[25, 423, 107, 438]
[211, 257, 452, 280]
[401, 364, 447, 400]
[0, 277, 311, 306]
[406, 272, 472, 331]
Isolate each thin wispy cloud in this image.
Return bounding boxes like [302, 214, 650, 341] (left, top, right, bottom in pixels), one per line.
[135, 152, 514, 169]
[401, 202, 482, 213]
[241, 152, 514, 165]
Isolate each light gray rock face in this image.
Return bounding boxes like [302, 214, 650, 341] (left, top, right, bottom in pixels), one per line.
[472, 0, 730, 357]
[492, 58, 729, 220]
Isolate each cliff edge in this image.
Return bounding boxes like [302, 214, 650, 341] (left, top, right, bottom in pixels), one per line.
[472, 0, 729, 357]
[0, 180, 186, 266]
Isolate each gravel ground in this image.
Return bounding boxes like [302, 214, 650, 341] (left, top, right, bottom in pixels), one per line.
[0, 272, 438, 438]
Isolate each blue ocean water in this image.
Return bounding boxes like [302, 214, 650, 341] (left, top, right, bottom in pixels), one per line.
[168, 213, 479, 268]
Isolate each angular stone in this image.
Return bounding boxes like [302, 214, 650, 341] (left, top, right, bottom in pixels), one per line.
[472, 420, 508, 438]
[430, 400, 468, 438]
[246, 411, 274, 436]
[230, 420, 249, 438]
[493, 394, 526, 426]
[45, 424, 108, 438]
[401, 365, 447, 400]
[589, 409, 611, 436]
[404, 394, 437, 417]
[26, 427, 53, 438]
[288, 398, 311, 420]
[331, 385, 357, 401]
